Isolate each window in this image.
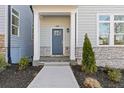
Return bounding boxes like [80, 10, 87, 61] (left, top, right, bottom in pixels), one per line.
[99, 15, 110, 21]
[114, 15, 124, 45]
[11, 8, 19, 36]
[114, 15, 124, 21]
[98, 14, 124, 46]
[99, 23, 110, 45]
[98, 15, 110, 45]
[114, 23, 124, 45]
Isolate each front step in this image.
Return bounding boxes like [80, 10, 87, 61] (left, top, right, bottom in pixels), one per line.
[40, 62, 70, 66]
[40, 56, 70, 62]
[33, 61, 70, 66]
[32, 56, 78, 66]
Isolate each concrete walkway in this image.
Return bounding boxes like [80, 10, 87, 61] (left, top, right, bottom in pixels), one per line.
[28, 65, 79, 88]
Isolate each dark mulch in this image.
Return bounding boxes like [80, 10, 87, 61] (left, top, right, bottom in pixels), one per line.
[0, 64, 43, 88]
[71, 65, 124, 88]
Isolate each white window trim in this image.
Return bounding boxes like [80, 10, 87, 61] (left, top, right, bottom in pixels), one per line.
[97, 13, 124, 47]
[11, 8, 20, 37]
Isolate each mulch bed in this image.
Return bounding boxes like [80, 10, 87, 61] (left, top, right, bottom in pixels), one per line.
[71, 65, 124, 88]
[0, 64, 43, 88]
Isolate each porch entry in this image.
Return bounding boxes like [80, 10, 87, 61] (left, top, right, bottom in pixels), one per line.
[52, 28, 63, 55]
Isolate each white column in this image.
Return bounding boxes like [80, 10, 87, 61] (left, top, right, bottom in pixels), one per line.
[70, 11, 76, 60]
[33, 11, 40, 61]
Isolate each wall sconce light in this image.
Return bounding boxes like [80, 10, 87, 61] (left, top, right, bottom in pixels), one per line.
[67, 28, 70, 33]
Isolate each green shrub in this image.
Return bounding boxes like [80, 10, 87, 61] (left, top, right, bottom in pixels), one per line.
[0, 53, 8, 71]
[19, 57, 29, 70]
[82, 33, 97, 73]
[104, 65, 112, 73]
[108, 69, 122, 82]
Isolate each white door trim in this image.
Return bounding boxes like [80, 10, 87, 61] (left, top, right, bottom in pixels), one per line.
[50, 27, 65, 56]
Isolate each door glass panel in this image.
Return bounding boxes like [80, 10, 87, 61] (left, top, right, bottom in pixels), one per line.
[54, 30, 61, 36]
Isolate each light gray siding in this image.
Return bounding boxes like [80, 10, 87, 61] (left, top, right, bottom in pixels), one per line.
[0, 5, 7, 34]
[0, 5, 8, 60]
[77, 5, 124, 47]
[76, 6, 124, 68]
[11, 5, 33, 63]
[40, 16, 70, 47]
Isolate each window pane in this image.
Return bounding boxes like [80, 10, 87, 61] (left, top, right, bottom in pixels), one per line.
[99, 15, 110, 21]
[114, 15, 124, 21]
[12, 15, 19, 26]
[12, 9, 19, 16]
[114, 35, 124, 45]
[114, 23, 124, 33]
[12, 26, 18, 35]
[99, 23, 110, 45]
[99, 35, 109, 45]
[99, 23, 110, 34]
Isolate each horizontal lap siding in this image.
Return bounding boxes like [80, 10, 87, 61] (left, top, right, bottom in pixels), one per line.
[0, 6, 6, 55]
[40, 16, 70, 47]
[77, 5, 124, 47]
[11, 5, 33, 63]
[0, 5, 6, 35]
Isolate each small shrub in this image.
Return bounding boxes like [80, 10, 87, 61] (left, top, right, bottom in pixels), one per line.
[83, 77, 102, 88]
[82, 33, 97, 73]
[19, 57, 29, 70]
[104, 65, 112, 73]
[107, 69, 122, 82]
[0, 53, 8, 71]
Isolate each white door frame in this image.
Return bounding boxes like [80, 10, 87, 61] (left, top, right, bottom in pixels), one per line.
[50, 27, 65, 56]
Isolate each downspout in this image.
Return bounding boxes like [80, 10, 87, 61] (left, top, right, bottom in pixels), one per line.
[8, 5, 11, 64]
[30, 5, 33, 13]
[30, 5, 34, 60]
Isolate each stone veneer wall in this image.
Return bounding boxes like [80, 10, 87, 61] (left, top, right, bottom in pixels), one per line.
[40, 47, 51, 56]
[64, 47, 70, 56]
[0, 34, 5, 54]
[76, 47, 124, 69]
[40, 47, 70, 56]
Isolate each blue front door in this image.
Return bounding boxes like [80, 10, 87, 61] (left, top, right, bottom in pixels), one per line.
[52, 29, 63, 55]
